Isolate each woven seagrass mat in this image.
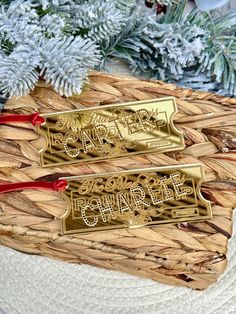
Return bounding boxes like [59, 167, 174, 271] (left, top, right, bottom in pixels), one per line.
[0, 71, 236, 290]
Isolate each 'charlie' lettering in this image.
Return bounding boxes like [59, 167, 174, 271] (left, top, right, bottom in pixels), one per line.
[61, 164, 212, 234]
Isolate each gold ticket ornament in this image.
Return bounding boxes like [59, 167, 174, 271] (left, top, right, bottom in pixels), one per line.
[37, 98, 185, 167]
[61, 164, 212, 234]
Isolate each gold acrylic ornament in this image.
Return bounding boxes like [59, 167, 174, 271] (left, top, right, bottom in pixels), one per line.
[61, 163, 212, 234]
[37, 97, 185, 167]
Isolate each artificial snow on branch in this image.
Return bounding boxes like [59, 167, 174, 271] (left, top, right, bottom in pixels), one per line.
[0, 0, 235, 98]
[71, 0, 126, 43]
[0, 47, 39, 97]
[0, 0, 101, 97]
[40, 36, 100, 96]
[105, 1, 236, 96]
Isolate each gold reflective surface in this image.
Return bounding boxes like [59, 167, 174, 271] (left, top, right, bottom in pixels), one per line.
[61, 164, 212, 234]
[37, 98, 184, 167]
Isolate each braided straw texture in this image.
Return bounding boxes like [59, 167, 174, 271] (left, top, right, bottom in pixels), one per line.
[0, 71, 236, 290]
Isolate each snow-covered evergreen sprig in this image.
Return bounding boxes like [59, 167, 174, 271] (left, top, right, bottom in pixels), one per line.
[195, 11, 236, 95]
[70, 0, 126, 43]
[105, 1, 236, 96]
[0, 46, 39, 97]
[106, 6, 206, 80]
[40, 36, 100, 96]
[0, 0, 101, 97]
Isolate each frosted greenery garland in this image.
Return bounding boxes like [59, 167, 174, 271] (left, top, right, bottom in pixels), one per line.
[0, 0, 138, 97]
[105, 1, 236, 96]
[0, 0, 102, 97]
[0, 0, 235, 98]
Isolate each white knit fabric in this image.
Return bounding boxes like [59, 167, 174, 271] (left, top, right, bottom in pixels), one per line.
[195, 0, 230, 11]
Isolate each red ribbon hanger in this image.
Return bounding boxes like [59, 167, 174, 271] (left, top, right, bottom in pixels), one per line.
[0, 179, 68, 194]
[0, 112, 45, 126]
[0, 112, 67, 193]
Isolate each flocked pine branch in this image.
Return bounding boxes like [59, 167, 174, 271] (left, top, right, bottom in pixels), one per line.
[0, 46, 39, 97]
[40, 36, 100, 96]
[106, 0, 236, 96]
[70, 0, 126, 43]
[194, 11, 236, 95]
[0, 0, 101, 97]
[106, 3, 205, 79]
[115, 0, 138, 13]
[170, 5, 236, 95]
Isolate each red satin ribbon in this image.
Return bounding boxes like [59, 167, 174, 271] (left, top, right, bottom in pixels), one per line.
[0, 112, 45, 126]
[0, 179, 68, 194]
